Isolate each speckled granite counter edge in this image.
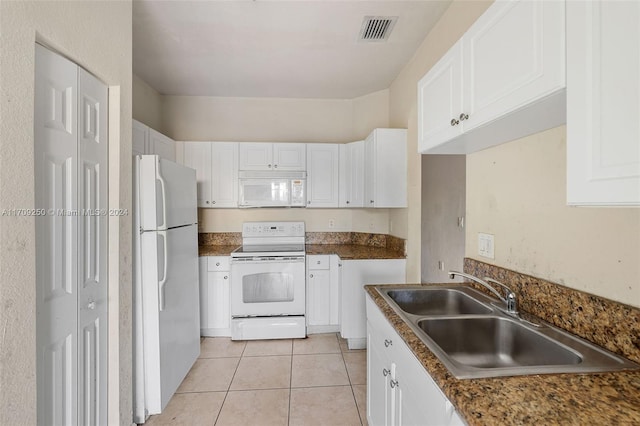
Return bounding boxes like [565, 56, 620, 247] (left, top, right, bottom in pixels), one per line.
[199, 231, 406, 259]
[365, 284, 640, 426]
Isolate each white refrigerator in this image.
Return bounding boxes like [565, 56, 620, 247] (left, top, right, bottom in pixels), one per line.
[133, 155, 200, 423]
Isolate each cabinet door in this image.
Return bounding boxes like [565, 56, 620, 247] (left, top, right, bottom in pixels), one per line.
[340, 141, 365, 208]
[133, 119, 148, 156]
[239, 143, 273, 170]
[418, 40, 464, 153]
[364, 130, 407, 208]
[463, 0, 565, 132]
[395, 341, 448, 426]
[206, 271, 230, 329]
[364, 132, 376, 208]
[367, 322, 391, 426]
[307, 269, 331, 326]
[341, 260, 406, 345]
[149, 128, 176, 161]
[567, 0, 640, 205]
[211, 142, 239, 208]
[273, 143, 306, 170]
[183, 142, 213, 208]
[307, 143, 339, 208]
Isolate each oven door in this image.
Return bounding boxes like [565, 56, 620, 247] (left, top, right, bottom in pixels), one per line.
[231, 256, 306, 317]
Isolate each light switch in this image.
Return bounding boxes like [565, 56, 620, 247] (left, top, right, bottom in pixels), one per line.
[478, 233, 495, 259]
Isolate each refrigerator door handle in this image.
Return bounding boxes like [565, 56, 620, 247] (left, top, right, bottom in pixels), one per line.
[156, 157, 168, 230]
[157, 230, 168, 311]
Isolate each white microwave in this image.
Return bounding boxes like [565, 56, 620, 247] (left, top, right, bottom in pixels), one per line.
[238, 171, 306, 208]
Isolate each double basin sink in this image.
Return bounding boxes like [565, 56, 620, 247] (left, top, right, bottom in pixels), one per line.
[376, 284, 639, 379]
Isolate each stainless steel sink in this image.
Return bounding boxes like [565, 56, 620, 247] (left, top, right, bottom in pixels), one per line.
[386, 289, 492, 316]
[417, 316, 581, 368]
[376, 284, 640, 379]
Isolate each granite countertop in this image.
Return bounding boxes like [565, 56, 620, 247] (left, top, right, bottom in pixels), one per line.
[305, 244, 405, 260]
[365, 283, 640, 425]
[198, 245, 239, 257]
[198, 244, 405, 260]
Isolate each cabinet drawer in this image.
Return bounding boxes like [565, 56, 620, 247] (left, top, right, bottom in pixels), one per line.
[208, 256, 230, 271]
[307, 255, 330, 270]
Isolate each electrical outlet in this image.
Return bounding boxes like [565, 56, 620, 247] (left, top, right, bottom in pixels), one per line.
[329, 219, 335, 228]
[438, 261, 445, 271]
[478, 233, 495, 259]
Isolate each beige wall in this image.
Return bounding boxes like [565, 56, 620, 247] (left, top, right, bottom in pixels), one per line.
[0, 1, 133, 424]
[352, 89, 390, 141]
[466, 126, 640, 308]
[388, 0, 493, 281]
[133, 73, 164, 133]
[163, 95, 354, 143]
[162, 92, 392, 233]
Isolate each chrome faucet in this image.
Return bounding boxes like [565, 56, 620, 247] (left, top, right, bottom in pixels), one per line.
[448, 271, 518, 315]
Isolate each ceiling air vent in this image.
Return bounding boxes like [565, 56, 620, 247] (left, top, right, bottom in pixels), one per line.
[358, 16, 398, 42]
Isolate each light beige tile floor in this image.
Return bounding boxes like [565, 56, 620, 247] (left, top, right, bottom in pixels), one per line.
[146, 333, 368, 425]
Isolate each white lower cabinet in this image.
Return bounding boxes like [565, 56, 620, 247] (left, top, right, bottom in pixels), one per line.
[198, 256, 231, 336]
[366, 294, 465, 426]
[341, 259, 406, 349]
[306, 255, 340, 333]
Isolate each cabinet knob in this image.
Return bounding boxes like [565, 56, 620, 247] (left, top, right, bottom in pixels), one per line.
[450, 118, 460, 126]
[390, 379, 399, 389]
[459, 113, 469, 121]
[316, 260, 321, 264]
[206, 201, 210, 204]
[308, 201, 311, 204]
[310, 274, 314, 278]
[224, 276, 228, 280]
[384, 339, 393, 347]
[216, 262, 220, 266]
[212, 200, 216, 204]
[382, 368, 390, 377]
[370, 200, 374, 204]
[346, 201, 350, 204]
[274, 164, 278, 168]
[268, 164, 272, 168]
[87, 300, 96, 310]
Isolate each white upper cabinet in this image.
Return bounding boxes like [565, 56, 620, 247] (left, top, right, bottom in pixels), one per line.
[239, 142, 306, 171]
[418, 0, 566, 154]
[417, 41, 464, 150]
[307, 143, 340, 208]
[566, 0, 640, 206]
[182, 142, 239, 208]
[133, 119, 176, 161]
[210, 142, 239, 208]
[133, 120, 149, 157]
[149, 128, 176, 161]
[183, 142, 213, 208]
[339, 140, 365, 208]
[364, 129, 407, 208]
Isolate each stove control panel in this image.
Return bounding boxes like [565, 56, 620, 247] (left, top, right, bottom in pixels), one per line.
[242, 221, 305, 238]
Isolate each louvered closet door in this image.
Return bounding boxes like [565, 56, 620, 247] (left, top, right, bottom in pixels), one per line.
[77, 67, 108, 426]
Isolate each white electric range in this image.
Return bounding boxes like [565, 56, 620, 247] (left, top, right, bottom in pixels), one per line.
[230, 222, 306, 340]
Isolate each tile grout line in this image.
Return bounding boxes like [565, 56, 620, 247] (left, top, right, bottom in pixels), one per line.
[213, 341, 246, 425]
[338, 336, 365, 426]
[288, 338, 294, 426]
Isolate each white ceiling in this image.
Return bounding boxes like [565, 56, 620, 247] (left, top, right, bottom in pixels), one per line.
[133, 0, 452, 99]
